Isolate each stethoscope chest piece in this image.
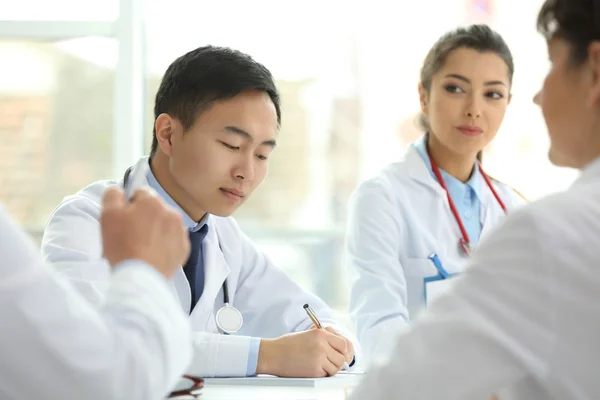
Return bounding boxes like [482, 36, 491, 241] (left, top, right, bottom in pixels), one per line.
[215, 304, 243, 334]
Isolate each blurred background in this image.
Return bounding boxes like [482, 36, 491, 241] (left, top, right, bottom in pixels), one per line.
[0, 0, 577, 325]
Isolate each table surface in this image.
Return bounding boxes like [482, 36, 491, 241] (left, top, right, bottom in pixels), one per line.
[198, 385, 355, 400]
[170, 375, 363, 400]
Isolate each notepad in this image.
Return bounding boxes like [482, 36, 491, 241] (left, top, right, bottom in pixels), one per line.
[203, 370, 364, 388]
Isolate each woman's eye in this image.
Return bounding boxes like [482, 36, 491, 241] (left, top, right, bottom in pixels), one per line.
[444, 84, 463, 94]
[486, 91, 504, 99]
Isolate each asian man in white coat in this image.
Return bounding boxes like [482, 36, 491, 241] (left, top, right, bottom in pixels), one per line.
[348, 0, 600, 398]
[41, 45, 358, 379]
[1, 186, 192, 400]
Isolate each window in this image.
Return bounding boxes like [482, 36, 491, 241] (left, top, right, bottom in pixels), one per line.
[0, 38, 116, 237]
[2, 0, 118, 21]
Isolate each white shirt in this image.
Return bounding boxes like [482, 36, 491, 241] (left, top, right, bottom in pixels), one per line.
[345, 145, 524, 363]
[348, 157, 600, 400]
[0, 203, 192, 400]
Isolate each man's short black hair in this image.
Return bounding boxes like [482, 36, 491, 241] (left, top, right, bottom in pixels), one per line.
[150, 45, 281, 157]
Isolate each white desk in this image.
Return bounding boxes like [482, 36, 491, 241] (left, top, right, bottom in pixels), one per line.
[173, 373, 362, 400]
[198, 385, 354, 400]
[170, 373, 362, 399]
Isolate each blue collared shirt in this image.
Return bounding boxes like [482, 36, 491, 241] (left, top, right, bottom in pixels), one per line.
[412, 136, 483, 244]
[145, 162, 260, 376]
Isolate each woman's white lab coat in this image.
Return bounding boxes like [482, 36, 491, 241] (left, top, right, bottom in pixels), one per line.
[0, 203, 191, 400]
[345, 145, 525, 364]
[41, 157, 358, 378]
[348, 156, 600, 400]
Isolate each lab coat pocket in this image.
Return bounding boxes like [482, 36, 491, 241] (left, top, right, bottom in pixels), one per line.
[422, 254, 457, 306]
[402, 259, 438, 278]
[424, 276, 455, 306]
[402, 259, 439, 316]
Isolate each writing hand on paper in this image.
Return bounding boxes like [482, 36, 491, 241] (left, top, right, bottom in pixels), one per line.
[257, 328, 348, 378]
[324, 326, 354, 364]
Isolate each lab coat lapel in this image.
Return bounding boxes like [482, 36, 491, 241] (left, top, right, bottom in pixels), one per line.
[405, 146, 447, 198]
[405, 147, 457, 237]
[172, 269, 191, 314]
[122, 157, 194, 314]
[193, 219, 230, 314]
[120, 157, 151, 186]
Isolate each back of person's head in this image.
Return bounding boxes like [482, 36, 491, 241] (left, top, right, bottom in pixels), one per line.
[537, 0, 600, 64]
[150, 45, 281, 157]
[535, 0, 600, 169]
[418, 24, 514, 135]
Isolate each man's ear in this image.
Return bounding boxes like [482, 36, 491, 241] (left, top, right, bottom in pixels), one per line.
[155, 113, 176, 157]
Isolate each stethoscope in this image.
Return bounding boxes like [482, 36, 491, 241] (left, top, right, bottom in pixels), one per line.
[123, 165, 244, 334]
[426, 148, 508, 256]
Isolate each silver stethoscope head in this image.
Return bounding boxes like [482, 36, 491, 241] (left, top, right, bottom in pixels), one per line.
[215, 303, 243, 334]
[215, 279, 243, 334]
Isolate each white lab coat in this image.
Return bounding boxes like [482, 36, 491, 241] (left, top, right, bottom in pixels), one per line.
[41, 157, 359, 378]
[345, 146, 525, 364]
[349, 157, 600, 400]
[0, 203, 191, 400]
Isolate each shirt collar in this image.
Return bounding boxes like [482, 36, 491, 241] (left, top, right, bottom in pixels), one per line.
[145, 161, 208, 232]
[412, 135, 483, 201]
[573, 156, 600, 187]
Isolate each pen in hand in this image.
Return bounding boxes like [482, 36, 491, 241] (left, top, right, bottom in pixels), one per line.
[303, 303, 350, 372]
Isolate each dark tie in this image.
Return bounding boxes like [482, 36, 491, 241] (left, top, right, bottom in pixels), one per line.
[183, 225, 208, 313]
